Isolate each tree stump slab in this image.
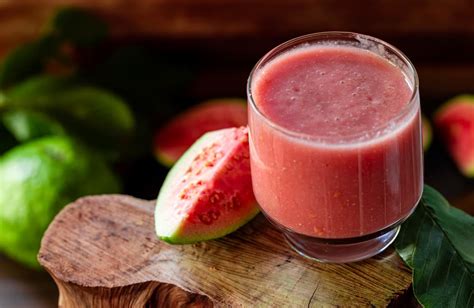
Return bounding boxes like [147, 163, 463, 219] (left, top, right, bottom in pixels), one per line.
[38, 195, 412, 307]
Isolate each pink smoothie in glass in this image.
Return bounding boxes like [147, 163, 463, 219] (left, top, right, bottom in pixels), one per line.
[249, 45, 423, 238]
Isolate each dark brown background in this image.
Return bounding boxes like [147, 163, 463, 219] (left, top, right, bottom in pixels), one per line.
[0, 1, 473, 307]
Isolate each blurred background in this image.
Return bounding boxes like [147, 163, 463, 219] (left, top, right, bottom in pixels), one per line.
[0, 1, 473, 307]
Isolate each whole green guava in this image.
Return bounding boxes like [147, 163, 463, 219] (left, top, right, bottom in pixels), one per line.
[0, 136, 120, 268]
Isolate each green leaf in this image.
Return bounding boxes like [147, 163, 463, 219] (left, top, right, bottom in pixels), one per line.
[395, 185, 474, 308]
[0, 36, 60, 88]
[47, 86, 134, 142]
[3, 76, 134, 148]
[2, 110, 65, 142]
[51, 7, 107, 46]
[0, 7, 106, 88]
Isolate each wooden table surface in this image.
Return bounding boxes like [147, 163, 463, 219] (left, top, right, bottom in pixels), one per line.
[38, 195, 412, 307]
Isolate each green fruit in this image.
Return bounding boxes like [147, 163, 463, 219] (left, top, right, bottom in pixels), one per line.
[155, 127, 259, 244]
[0, 136, 120, 268]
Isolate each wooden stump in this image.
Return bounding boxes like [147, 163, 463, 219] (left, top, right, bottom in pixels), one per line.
[38, 195, 412, 307]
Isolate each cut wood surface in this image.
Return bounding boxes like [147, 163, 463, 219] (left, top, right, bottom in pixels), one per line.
[39, 195, 412, 307]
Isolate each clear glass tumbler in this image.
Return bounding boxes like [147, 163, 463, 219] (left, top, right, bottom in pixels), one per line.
[247, 32, 423, 263]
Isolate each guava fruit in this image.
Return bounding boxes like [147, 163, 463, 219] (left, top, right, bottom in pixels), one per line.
[422, 114, 432, 151]
[155, 127, 259, 244]
[0, 136, 120, 268]
[154, 98, 247, 166]
[434, 95, 474, 177]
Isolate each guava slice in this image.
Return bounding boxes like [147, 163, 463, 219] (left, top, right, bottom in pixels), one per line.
[434, 95, 474, 177]
[154, 98, 247, 166]
[422, 114, 432, 151]
[155, 126, 259, 244]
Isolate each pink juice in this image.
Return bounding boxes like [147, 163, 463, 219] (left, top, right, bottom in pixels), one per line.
[249, 44, 423, 239]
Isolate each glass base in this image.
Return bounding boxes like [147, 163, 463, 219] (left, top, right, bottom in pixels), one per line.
[280, 224, 401, 263]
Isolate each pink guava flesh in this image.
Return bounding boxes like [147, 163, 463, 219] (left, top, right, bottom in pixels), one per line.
[155, 127, 259, 243]
[154, 99, 247, 166]
[435, 96, 474, 177]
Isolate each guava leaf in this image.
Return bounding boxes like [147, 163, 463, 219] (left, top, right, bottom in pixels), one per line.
[3, 76, 134, 148]
[0, 7, 106, 87]
[0, 36, 59, 88]
[45, 86, 135, 145]
[2, 110, 65, 142]
[395, 185, 474, 308]
[51, 7, 107, 46]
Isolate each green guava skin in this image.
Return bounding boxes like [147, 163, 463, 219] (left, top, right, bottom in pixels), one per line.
[0, 136, 120, 268]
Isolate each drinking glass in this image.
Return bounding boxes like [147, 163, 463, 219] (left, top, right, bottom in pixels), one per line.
[247, 32, 423, 262]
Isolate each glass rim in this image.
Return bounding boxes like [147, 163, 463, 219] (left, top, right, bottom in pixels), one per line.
[246, 31, 420, 145]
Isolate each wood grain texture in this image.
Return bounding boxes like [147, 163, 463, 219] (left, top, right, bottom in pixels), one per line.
[39, 195, 412, 307]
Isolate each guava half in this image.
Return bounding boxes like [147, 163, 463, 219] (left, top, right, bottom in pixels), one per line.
[434, 95, 474, 177]
[155, 127, 259, 244]
[154, 98, 247, 166]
